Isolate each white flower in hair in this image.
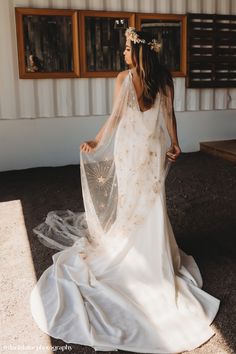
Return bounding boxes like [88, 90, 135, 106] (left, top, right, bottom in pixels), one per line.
[125, 27, 146, 44]
[125, 27, 162, 52]
[148, 39, 162, 53]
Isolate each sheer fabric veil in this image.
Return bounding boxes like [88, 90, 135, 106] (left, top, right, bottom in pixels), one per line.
[33, 70, 174, 266]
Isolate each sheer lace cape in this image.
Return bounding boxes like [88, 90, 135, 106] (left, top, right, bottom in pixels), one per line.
[33, 70, 175, 263]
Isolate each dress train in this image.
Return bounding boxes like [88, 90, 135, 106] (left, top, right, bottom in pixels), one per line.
[30, 188, 220, 353]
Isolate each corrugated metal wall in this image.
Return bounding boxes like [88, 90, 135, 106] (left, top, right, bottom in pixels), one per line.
[1, 0, 236, 119]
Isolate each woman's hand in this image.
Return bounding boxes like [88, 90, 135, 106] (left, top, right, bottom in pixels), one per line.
[80, 140, 98, 153]
[166, 144, 181, 162]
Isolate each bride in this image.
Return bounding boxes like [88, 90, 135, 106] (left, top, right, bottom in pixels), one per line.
[30, 28, 220, 353]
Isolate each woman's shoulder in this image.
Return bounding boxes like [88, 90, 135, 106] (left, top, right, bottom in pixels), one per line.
[113, 70, 130, 99]
[116, 70, 130, 84]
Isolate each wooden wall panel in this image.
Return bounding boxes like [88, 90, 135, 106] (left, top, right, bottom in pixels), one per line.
[1, 0, 236, 120]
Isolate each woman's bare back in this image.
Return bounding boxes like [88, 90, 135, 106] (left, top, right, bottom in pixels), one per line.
[130, 69, 151, 112]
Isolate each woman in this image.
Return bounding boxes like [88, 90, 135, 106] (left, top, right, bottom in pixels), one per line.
[31, 28, 220, 353]
[81, 30, 180, 162]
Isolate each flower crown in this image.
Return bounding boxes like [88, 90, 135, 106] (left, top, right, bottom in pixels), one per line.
[125, 27, 162, 53]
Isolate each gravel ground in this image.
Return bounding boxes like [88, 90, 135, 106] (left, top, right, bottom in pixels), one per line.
[0, 151, 235, 354]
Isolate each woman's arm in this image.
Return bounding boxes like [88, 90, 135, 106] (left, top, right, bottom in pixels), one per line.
[163, 83, 181, 162]
[168, 84, 179, 145]
[80, 71, 127, 153]
[94, 72, 125, 142]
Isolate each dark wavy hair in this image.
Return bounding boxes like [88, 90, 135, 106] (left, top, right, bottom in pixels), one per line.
[130, 30, 173, 108]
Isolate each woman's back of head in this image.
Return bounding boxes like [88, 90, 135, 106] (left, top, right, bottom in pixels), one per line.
[125, 28, 173, 108]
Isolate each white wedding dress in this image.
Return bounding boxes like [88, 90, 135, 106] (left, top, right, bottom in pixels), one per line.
[30, 70, 220, 353]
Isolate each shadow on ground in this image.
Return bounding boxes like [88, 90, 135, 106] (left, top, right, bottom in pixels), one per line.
[0, 152, 235, 354]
